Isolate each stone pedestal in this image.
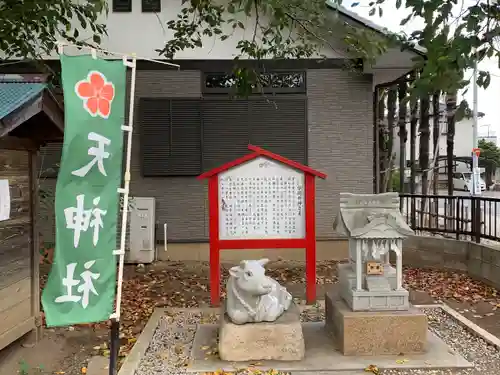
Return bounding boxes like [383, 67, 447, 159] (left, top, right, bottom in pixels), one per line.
[325, 291, 427, 356]
[218, 303, 305, 361]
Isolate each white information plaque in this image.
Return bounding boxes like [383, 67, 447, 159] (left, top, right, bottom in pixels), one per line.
[218, 157, 305, 240]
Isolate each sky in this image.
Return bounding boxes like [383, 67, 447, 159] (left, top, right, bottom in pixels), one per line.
[344, 0, 500, 136]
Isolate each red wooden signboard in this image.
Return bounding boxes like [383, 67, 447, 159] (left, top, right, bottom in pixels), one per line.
[198, 144, 327, 306]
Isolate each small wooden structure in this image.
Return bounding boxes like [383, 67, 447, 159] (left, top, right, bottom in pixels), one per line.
[0, 74, 63, 351]
[198, 144, 327, 306]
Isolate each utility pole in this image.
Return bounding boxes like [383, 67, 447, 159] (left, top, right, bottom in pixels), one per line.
[471, 49, 481, 196]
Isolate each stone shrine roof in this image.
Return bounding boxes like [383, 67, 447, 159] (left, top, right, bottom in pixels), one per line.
[333, 192, 414, 239]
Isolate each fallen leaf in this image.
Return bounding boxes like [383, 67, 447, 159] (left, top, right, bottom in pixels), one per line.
[38, 261, 500, 366]
[364, 364, 380, 374]
[81, 367, 87, 374]
[396, 359, 409, 364]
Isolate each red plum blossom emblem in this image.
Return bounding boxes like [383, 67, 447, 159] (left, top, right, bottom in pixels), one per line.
[75, 71, 115, 119]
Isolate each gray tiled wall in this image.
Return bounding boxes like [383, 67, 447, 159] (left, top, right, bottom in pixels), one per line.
[307, 70, 373, 238]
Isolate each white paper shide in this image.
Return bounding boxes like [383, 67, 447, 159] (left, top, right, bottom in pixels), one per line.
[0, 179, 10, 221]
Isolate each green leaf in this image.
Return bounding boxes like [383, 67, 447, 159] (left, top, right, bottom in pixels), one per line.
[400, 14, 412, 26]
[152, 0, 500, 99]
[483, 73, 491, 89]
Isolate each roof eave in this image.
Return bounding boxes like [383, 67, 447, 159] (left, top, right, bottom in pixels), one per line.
[325, 0, 426, 58]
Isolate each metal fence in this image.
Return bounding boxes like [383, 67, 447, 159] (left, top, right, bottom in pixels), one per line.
[399, 194, 500, 243]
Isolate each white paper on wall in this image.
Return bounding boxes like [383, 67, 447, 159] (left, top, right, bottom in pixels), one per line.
[0, 179, 11, 221]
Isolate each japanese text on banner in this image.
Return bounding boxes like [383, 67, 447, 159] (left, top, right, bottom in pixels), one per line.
[42, 55, 126, 327]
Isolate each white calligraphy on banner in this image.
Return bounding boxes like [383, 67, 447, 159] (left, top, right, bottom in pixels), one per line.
[72, 132, 111, 177]
[64, 194, 108, 247]
[55, 260, 100, 308]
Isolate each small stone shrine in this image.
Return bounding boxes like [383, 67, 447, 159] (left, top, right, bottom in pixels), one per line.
[218, 259, 305, 361]
[325, 192, 428, 356]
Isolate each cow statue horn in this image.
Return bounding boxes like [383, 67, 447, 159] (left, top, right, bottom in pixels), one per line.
[257, 258, 270, 266]
[225, 259, 292, 324]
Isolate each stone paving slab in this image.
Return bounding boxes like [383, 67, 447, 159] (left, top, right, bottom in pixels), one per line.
[187, 322, 471, 373]
[86, 356, 109, 375]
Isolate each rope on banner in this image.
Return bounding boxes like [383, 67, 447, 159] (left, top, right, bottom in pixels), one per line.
[56, 41, 180, 68]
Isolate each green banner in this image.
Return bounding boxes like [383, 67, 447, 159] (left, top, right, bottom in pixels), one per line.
[42, 55, 126, 327]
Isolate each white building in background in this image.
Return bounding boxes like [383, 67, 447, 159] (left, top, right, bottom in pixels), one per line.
[478, 125, 497, 146]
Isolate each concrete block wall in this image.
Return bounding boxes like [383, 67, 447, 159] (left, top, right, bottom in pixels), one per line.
[401, 236, 469, 272]
[402, 235, 500, 290]
[468, 242, 500, 288]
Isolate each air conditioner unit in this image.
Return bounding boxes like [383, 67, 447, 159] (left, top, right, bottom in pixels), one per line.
[123, 197, 156, 264]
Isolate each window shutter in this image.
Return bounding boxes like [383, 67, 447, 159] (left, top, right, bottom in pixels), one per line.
[113, 0, 132, 12]
[142, 0, 161, 12]
[139, 98, 171, 177]
[202, 98, 250, 171]
[169, 99, 202, 175]
[249, 98, 307, 164]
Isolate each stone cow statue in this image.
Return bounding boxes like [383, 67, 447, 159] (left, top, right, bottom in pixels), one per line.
[226, 258, 293, 324]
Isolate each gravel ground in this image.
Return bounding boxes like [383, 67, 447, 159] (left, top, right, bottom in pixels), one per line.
[134, 310, 219, 375]
[134, 306, 500, 375]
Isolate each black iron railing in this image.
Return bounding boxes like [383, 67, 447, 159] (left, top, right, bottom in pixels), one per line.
[399, 194, 500, 243]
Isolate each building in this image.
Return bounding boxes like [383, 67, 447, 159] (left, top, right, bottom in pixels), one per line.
[0, 75, 64, 351]
[479, 127, 497, 146]
[31, 0, 423, 259]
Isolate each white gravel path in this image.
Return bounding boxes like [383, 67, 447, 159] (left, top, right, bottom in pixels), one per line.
[134, 306, 500, 375]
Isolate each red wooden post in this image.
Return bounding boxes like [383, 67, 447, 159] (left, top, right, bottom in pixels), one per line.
[305, 174, 316, 304]
[198, 145, 326, 307]
[208, 175, 220, 306]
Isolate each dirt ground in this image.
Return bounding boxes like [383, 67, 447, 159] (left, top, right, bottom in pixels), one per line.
[2, 260, 500, 375]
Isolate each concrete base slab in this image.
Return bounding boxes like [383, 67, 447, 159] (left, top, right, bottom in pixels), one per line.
[187, 322, 471, 373]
